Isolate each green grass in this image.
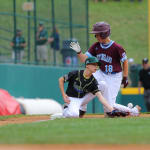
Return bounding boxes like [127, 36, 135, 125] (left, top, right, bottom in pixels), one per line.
[89, 0, 148, 63]
[0, 116, 150, 144]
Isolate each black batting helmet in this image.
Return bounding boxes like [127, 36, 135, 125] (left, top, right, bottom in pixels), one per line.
[90, 22, 110, 39]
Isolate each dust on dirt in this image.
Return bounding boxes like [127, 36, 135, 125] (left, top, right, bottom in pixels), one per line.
[0, 114, 150, 126]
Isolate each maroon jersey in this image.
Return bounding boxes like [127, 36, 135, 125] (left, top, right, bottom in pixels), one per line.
[86, 41, 127, 73]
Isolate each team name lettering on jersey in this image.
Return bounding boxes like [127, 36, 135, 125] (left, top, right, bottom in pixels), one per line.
[97, 54, 112, 63]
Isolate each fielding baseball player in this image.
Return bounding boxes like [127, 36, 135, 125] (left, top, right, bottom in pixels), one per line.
[70, 21, 129, 114]
[51, 57, 140, 120]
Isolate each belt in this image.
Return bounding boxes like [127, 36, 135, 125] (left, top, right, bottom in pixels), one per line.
[102, 71, 117, 75]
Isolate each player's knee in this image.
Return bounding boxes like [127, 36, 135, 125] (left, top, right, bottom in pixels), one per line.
[63, 109, 79, 118]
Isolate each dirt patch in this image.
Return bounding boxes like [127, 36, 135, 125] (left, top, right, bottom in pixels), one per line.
[0, 144, 150, 150]
[0, 115, 50, 126]
[0, 113, 150, 126]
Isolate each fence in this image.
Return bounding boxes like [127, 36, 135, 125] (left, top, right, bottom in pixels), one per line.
[0, 0, 89, 66]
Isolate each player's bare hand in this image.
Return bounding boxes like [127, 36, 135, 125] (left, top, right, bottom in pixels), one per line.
[70, 42, 81, 53]
[63, 94, 70, 104]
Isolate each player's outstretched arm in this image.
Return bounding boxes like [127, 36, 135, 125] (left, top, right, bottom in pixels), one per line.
[95, 91, 113, 112]
[70, 42, 88, 63]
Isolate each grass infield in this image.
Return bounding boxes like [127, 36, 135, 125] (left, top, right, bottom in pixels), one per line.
[0, 115, 150, 144]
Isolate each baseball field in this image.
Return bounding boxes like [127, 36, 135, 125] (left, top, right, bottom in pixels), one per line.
[0, 114, 150, 150]
[0, 0, 149, 150]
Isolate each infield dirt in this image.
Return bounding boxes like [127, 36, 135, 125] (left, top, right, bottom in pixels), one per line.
[0, 114, 150, 126]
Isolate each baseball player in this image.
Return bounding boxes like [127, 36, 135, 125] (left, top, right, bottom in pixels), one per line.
[51, 57, 140, 120]
[70, 21, 128, 114]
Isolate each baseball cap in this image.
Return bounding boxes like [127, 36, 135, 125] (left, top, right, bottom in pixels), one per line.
[142, 58, 148, 64]
[39, 21, 44, 26]
[85, 56, 101, 66]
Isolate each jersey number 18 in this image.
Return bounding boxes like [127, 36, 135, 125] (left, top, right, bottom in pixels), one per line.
[105, 65, 113, 73]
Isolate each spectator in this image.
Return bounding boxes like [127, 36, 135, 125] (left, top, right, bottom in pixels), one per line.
[36, 22, 48, 64]
[48, 27, 60, 65]
[138, 58, 150, 112]
[10, 29, 26, 63]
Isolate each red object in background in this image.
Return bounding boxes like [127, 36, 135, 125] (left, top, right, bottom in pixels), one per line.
[0, 89, 21, 115]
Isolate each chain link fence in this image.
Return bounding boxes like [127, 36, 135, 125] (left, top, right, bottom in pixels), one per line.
[0, 0, 89, 66]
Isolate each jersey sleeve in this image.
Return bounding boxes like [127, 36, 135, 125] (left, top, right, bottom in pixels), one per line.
[116, 44, 127, 62]
[85, 42, 98, 57]
[88, 79, 99, 95]
[63, 70, 78, 82]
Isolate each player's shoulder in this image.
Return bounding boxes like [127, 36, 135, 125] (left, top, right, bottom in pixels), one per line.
[69, 70, 84, 75]
[112, 41, 123, 48]
[69, 70, 79, 75]
[91, 74, 98, 83]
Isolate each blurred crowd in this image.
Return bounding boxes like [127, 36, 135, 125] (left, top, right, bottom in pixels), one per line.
[10, 22, 60, 64]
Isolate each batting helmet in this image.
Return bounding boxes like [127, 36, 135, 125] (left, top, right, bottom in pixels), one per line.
[85, 56, 101, 66]
[90, 22, 110, 39]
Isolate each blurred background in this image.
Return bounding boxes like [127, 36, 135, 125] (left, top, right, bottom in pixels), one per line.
[0, 0, 147, 66]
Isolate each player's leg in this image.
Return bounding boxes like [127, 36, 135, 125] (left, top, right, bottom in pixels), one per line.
[103, 71, 122, 105]
[93, 70, 122, 105]
[37, 46, 41, 62]
[113, 103, 141, 116]
[79, 79, 113, 115]
[79, 93, 96, 117]
[20, 50, 24, 63]
[51, 97, 82, 120]
[144, 89, 150, 112]
[63, 97, 83, 118]
[41, 45, 48, 63]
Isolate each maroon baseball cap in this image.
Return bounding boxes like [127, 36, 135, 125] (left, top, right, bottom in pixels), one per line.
[90, 22, 110, 34]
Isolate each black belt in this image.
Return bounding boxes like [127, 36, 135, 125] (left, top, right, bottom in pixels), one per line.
[102, 71, 117, 75]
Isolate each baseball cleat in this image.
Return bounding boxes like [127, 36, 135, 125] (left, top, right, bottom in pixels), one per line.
[131, 105, 141, 116]
[135, 105, 141, 112]
[79, 110, 86, 118]
[63, 103, 68, 109]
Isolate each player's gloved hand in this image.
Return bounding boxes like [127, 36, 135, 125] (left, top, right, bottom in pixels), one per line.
[70, 42, 81, 54]
[121, 76, 128, 88]
[106, 109, 129, 118]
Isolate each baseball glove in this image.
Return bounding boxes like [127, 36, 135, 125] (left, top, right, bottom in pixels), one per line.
[106, 109, 129, 118]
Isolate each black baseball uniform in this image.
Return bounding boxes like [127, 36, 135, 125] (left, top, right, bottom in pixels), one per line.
[63, 70, 100, 98]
